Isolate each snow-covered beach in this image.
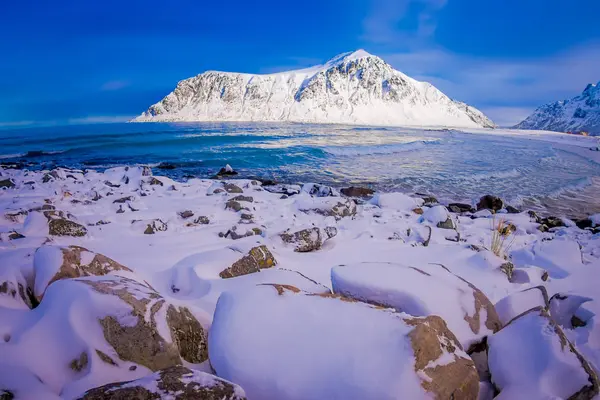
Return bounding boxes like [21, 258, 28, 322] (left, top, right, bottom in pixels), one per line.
[1, 153, 600, 398]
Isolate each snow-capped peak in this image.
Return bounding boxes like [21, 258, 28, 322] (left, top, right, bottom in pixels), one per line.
[132, 50, 495, 129]
[323, 49, 377, 68]
[516, 81, 600, 134]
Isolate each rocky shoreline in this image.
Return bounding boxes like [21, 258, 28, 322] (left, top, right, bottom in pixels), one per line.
[1, 164, 600, 399]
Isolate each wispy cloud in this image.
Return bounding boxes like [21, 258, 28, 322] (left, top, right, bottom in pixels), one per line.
[66, 115, 133, 124]
[381, 43, 600, 125]
[259, 56, 324, 74]
[0, 115, 133, 129]
[100, 80, 130, 91]
[362, 0, 447, 44]
[0, 120, 36, 128]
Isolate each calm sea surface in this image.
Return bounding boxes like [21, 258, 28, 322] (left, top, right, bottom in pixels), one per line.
[1, 122, 599, 218]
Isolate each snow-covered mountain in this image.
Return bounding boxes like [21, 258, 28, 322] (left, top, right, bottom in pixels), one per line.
[133, 50, 495, 128]
[515, 82, 600, 134]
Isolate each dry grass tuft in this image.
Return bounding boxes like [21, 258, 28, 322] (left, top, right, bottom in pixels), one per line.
[490, 216, 517, 258]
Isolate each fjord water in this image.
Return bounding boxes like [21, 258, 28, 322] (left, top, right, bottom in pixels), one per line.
[1, 122, 599, 217]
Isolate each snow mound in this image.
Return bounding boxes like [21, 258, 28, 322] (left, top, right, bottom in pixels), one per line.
[488, 307, 599, 398]
[370, 192, 423, 211]
[209, 284, 478, 400]
[331, 262, 501, 351]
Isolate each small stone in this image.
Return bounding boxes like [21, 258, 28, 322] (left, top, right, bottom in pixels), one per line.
[223, 183, 243, 194]
[505, 205, 520, 214]
[219, 245, 277, 278]
[231, 195, 253, 203]
[144, 219, 167, 234]
[104, 180, 120, 188]
[416, 193, 438, 205]
[340, 186, 375, 198]
[7, 232, 25, 240]
[157, 162, 176, 170]
[49, 219, 87, 237]
[477, 195, 504, 212]
[412, 207, 424, 215]
[499, 262, 514, 281]
[448, 203, 474, 213]
[149, 177, 163, 186]
[190, 216, 209, 226]
[113, 196, 133, 204]
[437, 218, 456, 230]
[225, 200, 245, 212]
[0, 179, 15, 189]
[280, 227, 335, 252]
[178, 210, 194, 219]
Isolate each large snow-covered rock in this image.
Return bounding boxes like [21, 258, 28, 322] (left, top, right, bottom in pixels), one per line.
[33, 245, 133, 300]
[133, 50, 495, 129]
[209, 284, 479, 400]
[77, 366, 246, 400]
[331, 262, 502, 352]
[515, 81, 600, 134]
[494, 286, 549, 326]
[1, 276, 210, 398]
[488, 307, 599, 399]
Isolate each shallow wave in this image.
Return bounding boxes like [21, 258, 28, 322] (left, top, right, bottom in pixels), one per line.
[546, 177, 594, 199]
[0, 153, 25, 159]
[466, 168, 522, 182]
[322, 140, 439, 156]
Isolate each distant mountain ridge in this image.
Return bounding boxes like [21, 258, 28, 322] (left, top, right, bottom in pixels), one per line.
[515, 82, 600, 134]
[133, 50, 495, 128]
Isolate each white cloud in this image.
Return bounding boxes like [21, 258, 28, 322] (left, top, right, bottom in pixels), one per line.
[100, 80, 130, 91]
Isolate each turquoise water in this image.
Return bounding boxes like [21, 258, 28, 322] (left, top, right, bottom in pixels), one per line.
[1, 122, 599, 216]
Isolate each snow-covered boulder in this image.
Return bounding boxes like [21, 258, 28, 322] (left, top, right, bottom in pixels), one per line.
[33, 246, 133, 301]
[77, 366, 246, 400]
[296, 196, 357, 220]
[209, 284, 479, 400]
[371, 192, 423, 212]
[511, 237, 583, 279]
[488, 307, 599, 399]
[549, 293, 593, 329]
[0, 268, 33, 310]
[494, 286, 549, 326]
[331, 262, 502, 352]
[21, 211, 50, 236]
[420, 205, 455, 229]
[168, 245, 277, 288]
[279, 227, 337, 252]
[301, 183, 338, 197]
[1, 276, 210, 397]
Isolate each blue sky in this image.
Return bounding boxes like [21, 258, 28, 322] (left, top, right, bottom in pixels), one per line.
[1, 0, 599, 126]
